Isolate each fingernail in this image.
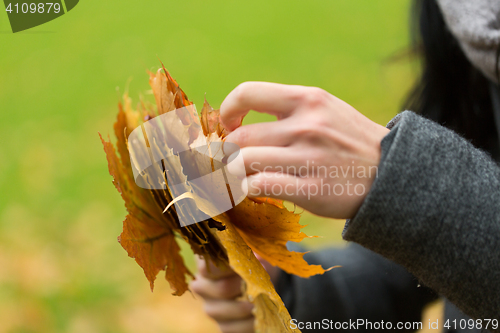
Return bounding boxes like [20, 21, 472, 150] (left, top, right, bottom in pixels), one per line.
[227, 151, 246, 177]
[222, 139, 239, 156]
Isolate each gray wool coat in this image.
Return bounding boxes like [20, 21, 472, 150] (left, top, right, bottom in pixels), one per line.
[275, 1, 500, 331]
[276, 101, 500, 332]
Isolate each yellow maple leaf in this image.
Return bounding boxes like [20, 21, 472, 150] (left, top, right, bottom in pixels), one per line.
[100, 66, 334, 332]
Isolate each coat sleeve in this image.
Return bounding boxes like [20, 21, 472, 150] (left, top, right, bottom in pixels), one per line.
[275, 243, 437, 332]
[343, 111, 500, 325]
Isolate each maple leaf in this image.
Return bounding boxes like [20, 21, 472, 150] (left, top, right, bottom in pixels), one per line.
[100, 66, 335, 332]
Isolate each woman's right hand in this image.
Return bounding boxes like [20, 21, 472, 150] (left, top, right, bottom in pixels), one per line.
[191, 255, 279, 333]
[220, 82, 390, 219]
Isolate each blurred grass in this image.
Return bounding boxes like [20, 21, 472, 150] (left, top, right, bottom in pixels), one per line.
[0, 0, 419, 332]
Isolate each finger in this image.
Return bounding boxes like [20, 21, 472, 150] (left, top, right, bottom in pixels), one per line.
[227, 146, 306, 177]
[190, 274, 243, 300]
[218, 318, 255, 333]
[243, 172, 315, 208]
[223, 118, 295, 150]
[220, 82, 306, 131]
[204, 299, 254, 322]
[196, 256, 236, 280]
[254, 252, 280, 284]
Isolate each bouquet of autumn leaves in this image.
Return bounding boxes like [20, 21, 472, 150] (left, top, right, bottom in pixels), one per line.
[100, 67, 330, 333]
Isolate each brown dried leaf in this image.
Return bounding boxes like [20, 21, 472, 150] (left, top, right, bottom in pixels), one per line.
[101, 67, 335, 332]
[119, 215, 190, 295]
[101, 101, 226, 295]
[222, 199, 330, 278]
[200, 98, 227, 138]
[216, 222, 299, 333]
[198, 99, 331, 278]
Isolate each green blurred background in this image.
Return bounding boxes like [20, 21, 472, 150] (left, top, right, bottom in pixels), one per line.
[0, 1, 423, 332]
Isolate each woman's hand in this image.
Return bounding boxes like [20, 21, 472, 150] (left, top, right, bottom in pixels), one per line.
[220, 82, 390, 219]
[191, 256, 279, 333]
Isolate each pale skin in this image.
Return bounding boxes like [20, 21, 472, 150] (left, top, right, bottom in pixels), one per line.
[190, 255, 279, 333]
[191, 82, 390, 332]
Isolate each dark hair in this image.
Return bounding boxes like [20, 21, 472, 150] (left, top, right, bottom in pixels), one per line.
[404, 0, 498, 150]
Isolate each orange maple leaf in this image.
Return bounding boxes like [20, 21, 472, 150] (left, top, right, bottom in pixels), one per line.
[100, 67, 334, 332]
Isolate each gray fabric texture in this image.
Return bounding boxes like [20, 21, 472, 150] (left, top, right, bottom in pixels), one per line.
[343, 111, 500, 327]
[275, 111, 500, 332]
[436, 0, 500, 83]
[273, 2, 500, 325]
[276, 243, 437, 333]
